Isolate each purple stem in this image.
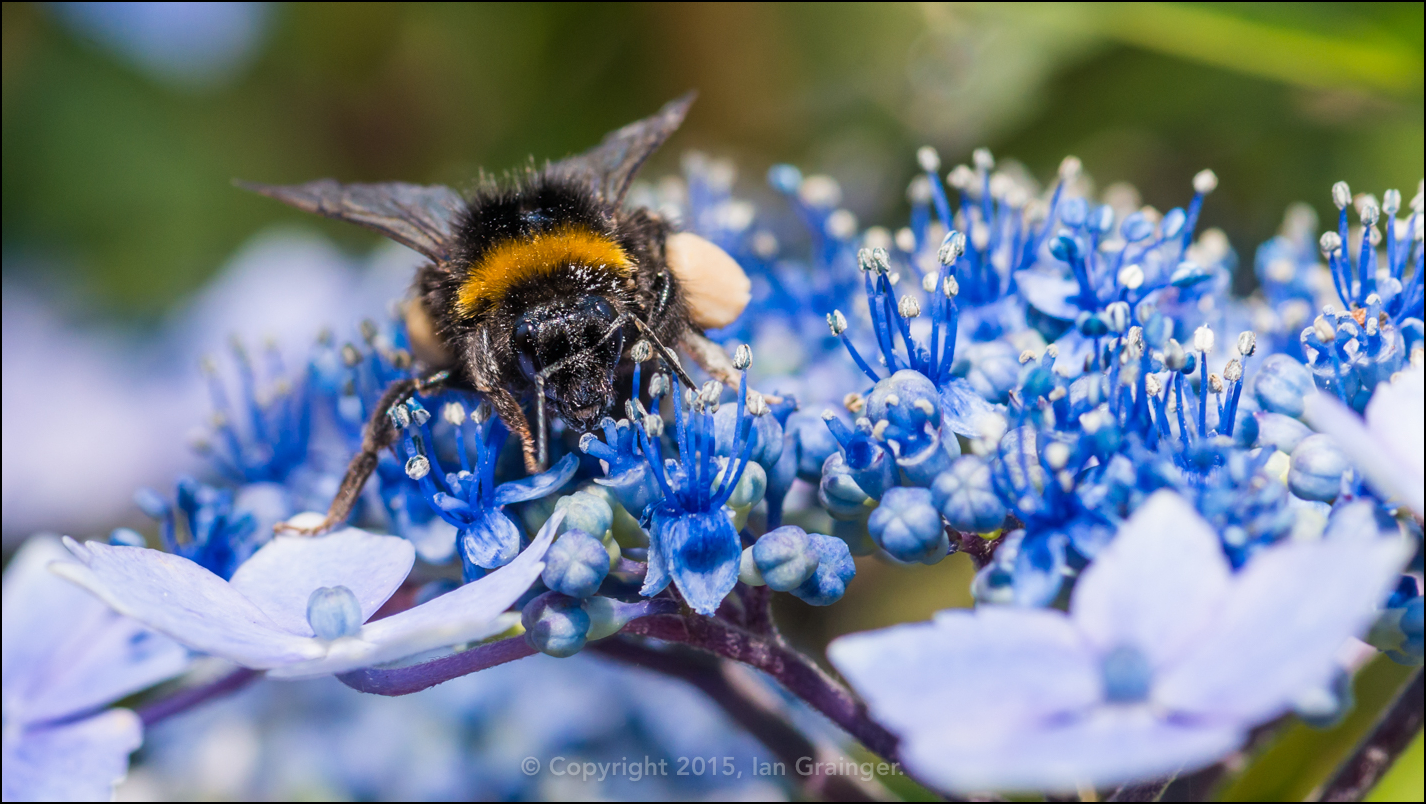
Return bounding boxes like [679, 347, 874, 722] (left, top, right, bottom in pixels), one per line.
[338, 636, 537, 696]
[1315, 668, 1424, 802]
[622, 613, 900, 761]
[138, 667, 260, 727]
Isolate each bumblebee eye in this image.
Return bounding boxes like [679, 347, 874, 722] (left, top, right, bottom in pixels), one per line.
[513, 318, 536, 355]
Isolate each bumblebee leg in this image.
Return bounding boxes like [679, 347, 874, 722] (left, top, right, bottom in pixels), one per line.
[486, 385, 544, 474]
[276, 370, 450, 536]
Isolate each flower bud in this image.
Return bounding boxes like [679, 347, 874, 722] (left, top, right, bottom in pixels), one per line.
[522, 592, 590, 658]
[1253, 354, 1315, 417]
[1289, 434, 1350, 503]
[542, 529, 610, 599]
[868, 487, 948, 564]
[307, 585, 362, 640]
[790, 533, 857, 606]
[554, 491, 614, 539]
[752, 525, 820, 592]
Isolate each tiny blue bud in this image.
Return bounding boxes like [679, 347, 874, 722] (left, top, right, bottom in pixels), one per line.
[723, 460, 768, 509]
[1076, 311, 1110, 337]
[1121, 211, 1154, 242]
[1161, 207, 1187, 239]
[1089, 204, 1114, 235]
[791, 414, 841, 482]
[1170, 261, 1212, 288]
[109, 528, 146, 547]
[307, 585, 363, 640]
[790, 533, 856, 606]
[1101, 645, 1152, 703]
[819, 453, 872, 520]
[542, 529, 610, 599]
[931, 456, 1008, 533]
[522, 591, 591, 658]
[768, 164, 803, 195]
[868, 487, 948, 564]
[1059, 197, 1089, 227]
[1253, 354, 1316, 418]
[554, 492, 614, 538]
[1255, 412, 1312, 453]
[1050, 232, 1080, 263]
[133, 488, 169, 519]
[1288, 434, 1350, 503]
[753, 526, 820, 592]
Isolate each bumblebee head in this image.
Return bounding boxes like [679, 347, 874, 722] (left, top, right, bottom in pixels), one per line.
[512, 294, 626, 431]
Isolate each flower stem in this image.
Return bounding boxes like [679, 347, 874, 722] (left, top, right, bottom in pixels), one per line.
[621, 613, 900, 761]
[337, 635, 537, 696]
[138, 667, 260, 727]
[1315, 668, 1424, 802]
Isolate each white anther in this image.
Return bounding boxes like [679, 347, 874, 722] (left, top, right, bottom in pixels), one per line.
[390, 405, 411, 429]
[943, 275, 960, 298]
[1208, 374, 1224, 394]
[799, 174, 842, 208]
[1145, 374, 1163, 397]
[917, 146, 941, 173]
[1319, 231, 1342, 256]
[649, 373, 670, 398]
[914, 398, 936, 416]
[828, 310, 848, 336]
[907, 176, 932, 205]
[1193, 325, 1215, 354]
[922, 273, 938, 293]
[843, 392, 865, 413]
[1224, 358, 1242, 382]
[1193, 169, 1218, 194]
[1332, 181, 1351, 210]
[898, 295, 921, 319]
[1237, 331, 1257, 357]
[699, 381, 723, 411]
[1046, 344, 1059, 358]
[405, 455, 431, 480]
[884, 394, 901, 407]
[895, 226, 918, 253]
[442, 402, 466, 426]
[1360, 202, 1380, 226]
[472, 402, 491, 423]
[732, 344, 753, 371]
[1044, 442, 1070, 470]
[643, 414, 665, 437]
[747, 391, 769, 417]
[1047, 386, 1067, 402]
[871, 247, 892, 274]
[630, 340, 653, 362]
[973, 148, 995, 171]
[1059, 155, 1082, 181]
[825, 209, 858, 240]
[947, 164, 976, 191]
[1118, 263, 1144, 290]
[578, 432, 598, 453]
[938, 230, 966, 266]
[1313, 316, 1336, 343]
[1383, 188, 1401, 215]
[1019, 349, 1036, 364]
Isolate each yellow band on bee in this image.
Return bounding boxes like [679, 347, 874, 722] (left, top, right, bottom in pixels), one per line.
[455, 226, 633, 317]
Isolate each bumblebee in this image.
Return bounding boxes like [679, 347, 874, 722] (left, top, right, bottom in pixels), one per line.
[240, 94, 753, 534]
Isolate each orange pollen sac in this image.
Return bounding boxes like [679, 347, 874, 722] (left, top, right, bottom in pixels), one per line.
[455, 226, 633, 316]
[1350, 308, 1368, 326]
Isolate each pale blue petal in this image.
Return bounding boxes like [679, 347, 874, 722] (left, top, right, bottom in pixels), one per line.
[1013, 532, 1068, 607]
[271, 510, 565, 678]
[1, 709, 142, 802]
[460, 510, 523, 569]
[939, 377, 997, 436]
[829, 607, 1099, 744]
[640, 513, 672, 598]
[660, 510, 741, 616]
[900, 706, 1242, 795]
[492, 453, 579, 506]
[1051, 329, 1094, 379]
[407, 516, 459, 564]
[1015, 268, 1082, 320]
[1156, 535, 1408, 722]
[1072, 491, 1231, 669]
[228, 528, 413, 637]
[49, 539, 320, 669]
[1305, 381, 1424, 518]
[3, 537, 188, 725]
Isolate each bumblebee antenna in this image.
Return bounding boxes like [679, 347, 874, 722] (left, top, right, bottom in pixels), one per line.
[630, 316, 696, 389]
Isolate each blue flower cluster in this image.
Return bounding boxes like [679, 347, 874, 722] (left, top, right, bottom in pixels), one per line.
[8, 134, 1422, 801]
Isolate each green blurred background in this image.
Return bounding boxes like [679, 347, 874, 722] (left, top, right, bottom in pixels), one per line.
[4, 2, 1422, 319]
[3, 3, 1422, 799]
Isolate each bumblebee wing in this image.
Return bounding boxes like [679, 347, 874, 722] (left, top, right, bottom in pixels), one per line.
[549, 92, 695, 208]
[236, 178, 466, 262]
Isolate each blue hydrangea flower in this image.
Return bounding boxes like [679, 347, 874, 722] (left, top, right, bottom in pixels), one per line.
[829, 491, 1407, 793]
[634, 369, 764, 615]
[133, 478, 262, 580]
[50, 512, 563, 678]
[3, 536, 190, 801]
[394, 399, 578, 577]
